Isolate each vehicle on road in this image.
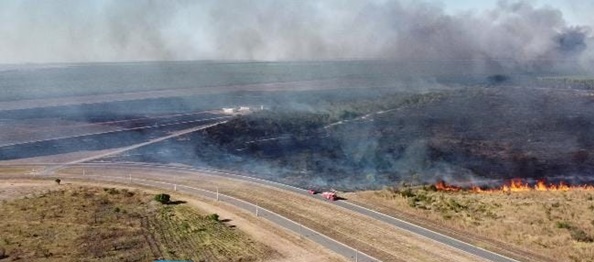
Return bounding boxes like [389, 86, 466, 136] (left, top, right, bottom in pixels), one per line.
[321, 191, 337, 201]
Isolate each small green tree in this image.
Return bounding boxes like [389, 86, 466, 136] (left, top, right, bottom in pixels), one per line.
[154, 193, 171, 204]
[54, 179, 61, 185]
[205, 213, 220, 222]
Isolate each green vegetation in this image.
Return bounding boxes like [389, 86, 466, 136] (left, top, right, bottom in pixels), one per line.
[205, 213, 220, 222]
[556, 221, 572, 229]
[154, 193, 171, 204]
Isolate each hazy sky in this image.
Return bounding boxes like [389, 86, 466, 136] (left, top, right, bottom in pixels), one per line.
[444, 0, 592, 25]
[1, 0, 593, 67]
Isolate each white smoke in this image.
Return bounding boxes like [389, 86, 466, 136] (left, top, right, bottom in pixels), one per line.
[0, 0, 592, 71]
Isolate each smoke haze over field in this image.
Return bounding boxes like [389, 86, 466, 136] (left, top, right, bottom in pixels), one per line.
[1, 0, 593, 72]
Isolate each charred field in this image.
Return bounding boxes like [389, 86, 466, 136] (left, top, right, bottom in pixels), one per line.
[112, 74, 594, 190]
[2, 61, 594, 191]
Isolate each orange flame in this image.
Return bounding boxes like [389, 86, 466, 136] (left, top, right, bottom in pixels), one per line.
[471, 186, 483, 193]
[435, 181, 461, 192]
[535, 180, 547, 191]
[435, 179, 594, 193]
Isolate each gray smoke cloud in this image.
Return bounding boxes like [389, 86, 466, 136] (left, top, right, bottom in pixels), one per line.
[0, 0, 592, 71]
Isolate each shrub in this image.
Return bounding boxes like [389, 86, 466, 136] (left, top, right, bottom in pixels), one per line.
[425, 184, 438, 192]
[205, 213, 219, 222]
[407, 197, 418, 207]
[106, 188, 119, 195]
[123, 190, 135, 197]
[154, 194, 171, 204]
[398, 188, 416, 198]
[570, 228, 593, 242]
[54, 179, 61, 185]
[556, 221, 572, 229]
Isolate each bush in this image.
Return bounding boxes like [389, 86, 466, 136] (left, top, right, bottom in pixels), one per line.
[570, 228, 593, 242]
[556, 221, 572, 229]
[205, 213, 219, 222]
[154, 194, 171, 204]
[54, 179, 61, 185]
[398, 188, 416, 198]
[106, 188, 119, 195]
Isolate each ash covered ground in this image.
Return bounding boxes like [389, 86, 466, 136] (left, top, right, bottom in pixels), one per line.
[1, 61, 594, 190]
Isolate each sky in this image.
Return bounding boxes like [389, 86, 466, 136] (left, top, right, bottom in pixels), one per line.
[0, 0, 593, 69]
[443, 0, 592, 25]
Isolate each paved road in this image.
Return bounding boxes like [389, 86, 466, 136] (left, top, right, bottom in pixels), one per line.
[63, 162, 519, 262]
[53, 172, 377, 262]
[0, 114, 228, 148]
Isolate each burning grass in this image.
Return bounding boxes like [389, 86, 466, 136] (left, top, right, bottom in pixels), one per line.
[435, 179, 594, 193]
[347, 184, 594, 262]
[0, 185, 275, 261]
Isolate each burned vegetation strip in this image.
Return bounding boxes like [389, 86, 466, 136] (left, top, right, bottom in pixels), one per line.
[0, 186, 276, 262]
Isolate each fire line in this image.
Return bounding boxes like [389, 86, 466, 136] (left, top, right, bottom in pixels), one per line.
[435, 179, 594, 193]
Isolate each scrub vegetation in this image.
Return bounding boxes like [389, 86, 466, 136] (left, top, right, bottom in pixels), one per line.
[0, 186, 275, 262]
[348, 188, 594, 262]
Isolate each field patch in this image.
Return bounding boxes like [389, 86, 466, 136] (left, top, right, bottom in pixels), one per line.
[348, 187, 594, 262]
[0, 185, 276, 261]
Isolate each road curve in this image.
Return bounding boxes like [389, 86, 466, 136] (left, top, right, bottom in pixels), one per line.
[63, 162, 519, 262]
[28, 169, 378, 262]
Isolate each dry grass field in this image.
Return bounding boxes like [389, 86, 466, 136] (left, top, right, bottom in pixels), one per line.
[0, 185, 276, 262]
[347, 187, 594, 262]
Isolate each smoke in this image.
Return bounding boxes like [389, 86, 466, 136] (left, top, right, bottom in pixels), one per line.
[0, 0, 592, 71]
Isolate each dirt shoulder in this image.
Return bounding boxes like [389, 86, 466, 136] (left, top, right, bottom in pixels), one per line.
[0, 179, 55, 200]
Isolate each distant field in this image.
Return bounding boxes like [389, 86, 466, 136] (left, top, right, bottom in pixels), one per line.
[0, 61, 372, 101]
[0, 60, 528, 102]
[0, 185, 275, 261]
[347, 188, 594, 262]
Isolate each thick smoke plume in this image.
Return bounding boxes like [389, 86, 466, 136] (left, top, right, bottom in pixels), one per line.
[0, 0, 592, 71]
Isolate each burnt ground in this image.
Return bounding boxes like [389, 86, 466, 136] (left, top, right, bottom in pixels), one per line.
[3, 78, 594, 191]
[110, 87, 594, 190]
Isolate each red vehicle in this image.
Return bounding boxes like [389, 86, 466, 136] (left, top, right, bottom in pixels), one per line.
[308, 189, 317, 195]
[321, 191, 337, 201]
